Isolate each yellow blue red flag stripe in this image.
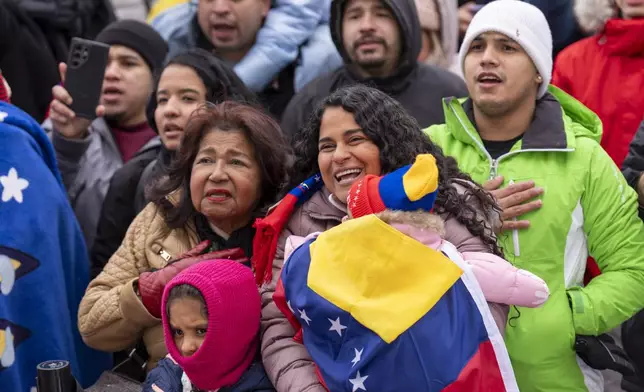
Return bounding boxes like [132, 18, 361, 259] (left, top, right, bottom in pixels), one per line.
[275, 218, 519, 391]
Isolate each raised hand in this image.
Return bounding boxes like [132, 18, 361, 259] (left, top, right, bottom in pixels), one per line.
[49, 63, 105, 139]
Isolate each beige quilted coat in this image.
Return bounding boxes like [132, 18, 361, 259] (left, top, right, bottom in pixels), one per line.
[78, 202, 200, 369]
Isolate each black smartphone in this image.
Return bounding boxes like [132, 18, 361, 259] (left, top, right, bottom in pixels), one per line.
[65, 37, 110, 120]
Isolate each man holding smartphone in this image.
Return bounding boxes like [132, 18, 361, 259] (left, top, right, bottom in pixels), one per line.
[44, 20, 168, 251]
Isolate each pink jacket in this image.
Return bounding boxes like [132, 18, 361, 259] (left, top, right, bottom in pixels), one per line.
[388, 223, 549, 308]
[284, 226, 549, 329]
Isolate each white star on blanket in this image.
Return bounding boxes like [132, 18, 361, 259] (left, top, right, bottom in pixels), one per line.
[1, 168, 29, 203]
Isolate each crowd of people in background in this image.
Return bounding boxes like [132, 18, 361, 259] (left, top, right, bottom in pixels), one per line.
[2, 0, 644, 391]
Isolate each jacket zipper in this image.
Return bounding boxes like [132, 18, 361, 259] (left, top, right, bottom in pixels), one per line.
[508, 179, 521, 256]
[450, 104, 574, 257]
[158, 248, 172, 262]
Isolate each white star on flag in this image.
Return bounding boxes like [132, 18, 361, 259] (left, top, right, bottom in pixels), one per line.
[328, 317, 347, 336]
[1, 168, 29, 203]
[287, 301, 294, 313]
[298, 309, 312, 325]
[349, 370, 368, 392]
[351, 347, 363, 367]
[0, 111, 7, 122]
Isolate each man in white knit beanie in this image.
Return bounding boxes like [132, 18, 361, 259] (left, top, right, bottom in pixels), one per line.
[425, 1, 644, 392]
[459, 0, 552, 107]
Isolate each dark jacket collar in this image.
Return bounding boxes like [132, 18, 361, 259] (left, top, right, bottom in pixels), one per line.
[461, 93, 568, 150]
[194, 214, 255, 259]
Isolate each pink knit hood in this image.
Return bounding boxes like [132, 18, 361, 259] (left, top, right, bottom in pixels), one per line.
[161, 259, 261, 390]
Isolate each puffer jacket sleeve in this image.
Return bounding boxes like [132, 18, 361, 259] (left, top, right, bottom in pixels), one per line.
[441, 179, 500, 253]
[440, 181, 510, 331]
[568, 143, 644, 335]
[462, 252, 549, 308]
[260, 211, 326, 392]
[78, 203, 161, 352]
[90, 162, 141, 279]
[142, 356, 184, 392]
[149, 0, 195, 40]
[234, 0, 330, 92]
[42, 118, 93, 199]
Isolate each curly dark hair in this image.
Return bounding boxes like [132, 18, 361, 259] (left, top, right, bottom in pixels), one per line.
[288, 85, 503, 256]
[149, 101, 291, 229]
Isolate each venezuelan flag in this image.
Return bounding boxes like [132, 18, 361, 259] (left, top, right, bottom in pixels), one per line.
[276, 215, 519, 392]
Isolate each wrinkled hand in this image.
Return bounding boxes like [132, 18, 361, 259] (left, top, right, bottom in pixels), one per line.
[49, 63, 104, 139]
[458, 2, 476, 35]
[575, 334, 635, 377]
[483, 176, 543, 232]
[138, 244, 247, 318]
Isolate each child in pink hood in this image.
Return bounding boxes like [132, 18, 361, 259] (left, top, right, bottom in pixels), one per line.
[284, 154, 550, 331]
[143, 260, 274, 392]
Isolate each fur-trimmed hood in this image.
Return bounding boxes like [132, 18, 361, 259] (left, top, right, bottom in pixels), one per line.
[574, 0, 617, 34]
[376, 209, 445, 236]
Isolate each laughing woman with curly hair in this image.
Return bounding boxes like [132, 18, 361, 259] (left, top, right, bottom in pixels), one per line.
[252, 84, 505, 392]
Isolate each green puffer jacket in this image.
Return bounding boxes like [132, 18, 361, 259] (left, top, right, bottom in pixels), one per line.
[426, 86, 644, 392]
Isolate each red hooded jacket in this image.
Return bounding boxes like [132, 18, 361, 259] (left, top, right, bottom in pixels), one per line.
[553, 19, 644, 168]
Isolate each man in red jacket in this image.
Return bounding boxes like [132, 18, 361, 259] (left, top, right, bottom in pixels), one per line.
[552, 0, 644, 168]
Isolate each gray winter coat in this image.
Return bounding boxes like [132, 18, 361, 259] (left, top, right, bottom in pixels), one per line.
[43, 118, 158, 250]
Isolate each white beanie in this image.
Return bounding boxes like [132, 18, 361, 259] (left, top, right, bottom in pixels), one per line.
[458, 0, 553, 98]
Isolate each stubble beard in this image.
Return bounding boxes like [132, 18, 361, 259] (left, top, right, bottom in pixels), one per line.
[352, 52, 390, 78]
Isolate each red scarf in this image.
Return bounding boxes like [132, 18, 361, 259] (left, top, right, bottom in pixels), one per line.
[0, 73, 10, 103]
[252, 174, 323, 286]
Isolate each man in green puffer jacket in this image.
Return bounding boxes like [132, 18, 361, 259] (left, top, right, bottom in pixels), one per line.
[425, 1, 644, 391]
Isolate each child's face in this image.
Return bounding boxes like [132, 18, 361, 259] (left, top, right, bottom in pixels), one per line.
[169, 298, 208, 357]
